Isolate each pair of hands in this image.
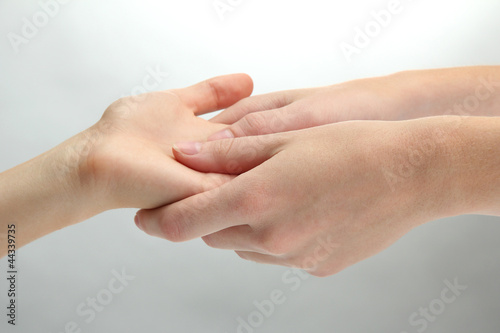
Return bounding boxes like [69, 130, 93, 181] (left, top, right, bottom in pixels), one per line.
[87, 71, 491, 277]
[89, 72, 407, 211]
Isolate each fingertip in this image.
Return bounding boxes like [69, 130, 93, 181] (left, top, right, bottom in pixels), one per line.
[172, 142, 202, 155]
[134, 208, 168, 240]
[136, 209, 155, 235]
[172, 144, 184, 161]
[219, 73, 254, 107]
[238, 73, 254, 97]
[134, 212, 142, 230]
[172, 144, 207, 173]
[184, 73, 254, 116]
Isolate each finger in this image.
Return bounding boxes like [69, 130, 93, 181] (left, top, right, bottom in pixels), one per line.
[201, 225, 258, 251]
[235, 251, 291, 267]
[172, 133, 286, 174]
[135, 179, 250, 242]
[175, 74, 253, 116]
[208, 105, 312, 140]
[209, 90, 293, 124]
[202, 226, 297, 255]
[236, 251, 326, 276]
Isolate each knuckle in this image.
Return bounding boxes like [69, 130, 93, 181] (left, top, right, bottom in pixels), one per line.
[112, 96, 134, 107]
[157, 208, 189, 242]
[105, 97, 135, 116]
[237, 112, 269, 136]
[267, 108, 290, 133]
[212, 139, 235, 158]
[158, 219, 185, 242]
[211, 140, 240, 173]
[224, 159, 244, 174]
[205, 80, 222, 109]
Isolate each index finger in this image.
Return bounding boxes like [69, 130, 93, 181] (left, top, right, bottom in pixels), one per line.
[136, 179, 250, 242]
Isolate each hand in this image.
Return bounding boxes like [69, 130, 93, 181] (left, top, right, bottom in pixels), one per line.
[207, 67, 500, 140]
[79, 73, 253, 210]
[135, 117, 474, 277]
[0, 73, 253, 254]
[207, 76, 401, 140]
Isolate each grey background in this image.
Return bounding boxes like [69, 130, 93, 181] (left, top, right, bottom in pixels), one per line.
[1, 0, 499, 332]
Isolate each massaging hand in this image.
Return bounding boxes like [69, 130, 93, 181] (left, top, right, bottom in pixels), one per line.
[136, 116, 500, 276]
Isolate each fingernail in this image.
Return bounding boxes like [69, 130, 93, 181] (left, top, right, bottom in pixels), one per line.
[134, 213, 143, 230]
[208, 129, 234, 141]
[173, 142, 202, 155]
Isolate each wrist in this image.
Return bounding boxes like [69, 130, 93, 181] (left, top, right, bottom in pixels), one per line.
[383, 69, 452, 120]
[388, 66, 500, 120]
[403, 116, 500, 220]
[0, 130, 105, 252]
[39, 124, 110, 225]
[380, 117, 463, 225]
[60, 125, 109, 215]
[443, 116, 500, 216]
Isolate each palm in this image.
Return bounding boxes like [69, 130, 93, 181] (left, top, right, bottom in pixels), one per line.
[87, 75, 253, 209]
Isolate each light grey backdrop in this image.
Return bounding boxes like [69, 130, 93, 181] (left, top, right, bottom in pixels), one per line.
[1, 1, 499, 332]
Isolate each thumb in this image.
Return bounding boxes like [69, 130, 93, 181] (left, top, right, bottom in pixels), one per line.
[172, 134, 286, 174]
[175, 73, 254, 116]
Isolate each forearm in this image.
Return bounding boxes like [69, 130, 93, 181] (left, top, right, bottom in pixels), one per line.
[389, 66, 500, 120]
[0, 133, 100, 257]
[449, 116, 500, 216]
[410, 115, 500, 219]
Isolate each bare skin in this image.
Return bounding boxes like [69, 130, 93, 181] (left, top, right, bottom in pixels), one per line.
[207, 66, 500, 139]
[136, 67, 500, 277]
[0, 74, 253, 257]
[2, 67, 499, 276]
